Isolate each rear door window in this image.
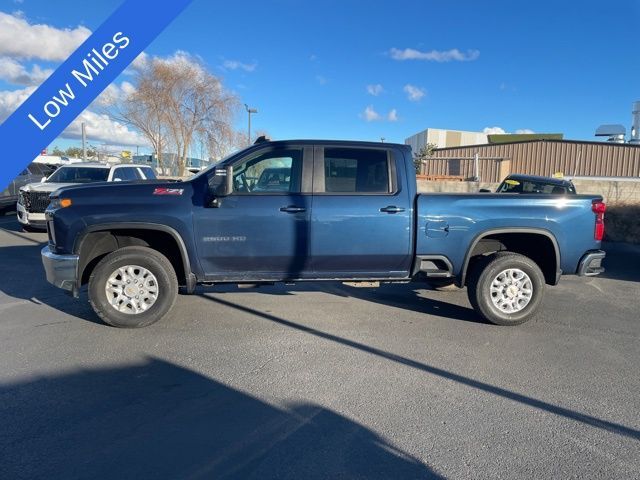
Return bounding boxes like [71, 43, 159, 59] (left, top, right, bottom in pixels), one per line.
[322, 148, 391, 193]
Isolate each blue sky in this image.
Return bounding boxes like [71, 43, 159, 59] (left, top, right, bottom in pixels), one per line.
[0, 0, 638, 153]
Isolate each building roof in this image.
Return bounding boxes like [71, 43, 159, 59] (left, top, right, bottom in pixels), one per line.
[433, 138, 640, 152]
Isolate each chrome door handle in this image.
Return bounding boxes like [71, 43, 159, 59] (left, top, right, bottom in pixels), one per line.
[280, 205, 306, 213]
[380, 205, 405, 214]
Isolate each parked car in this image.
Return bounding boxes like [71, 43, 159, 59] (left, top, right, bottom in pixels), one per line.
[492, 174, 577, 195]
[17, 163, 157, 230]
[41, 139, 605, 328]
[0, 162, 57, 213]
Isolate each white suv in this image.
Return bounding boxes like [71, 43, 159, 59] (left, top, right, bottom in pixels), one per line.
[17, 163, 157, 230]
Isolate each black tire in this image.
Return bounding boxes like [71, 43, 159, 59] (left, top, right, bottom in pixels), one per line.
[467, 252, 545, 326]
[427, 278, 460, 291]
[88, 246, 178, 328]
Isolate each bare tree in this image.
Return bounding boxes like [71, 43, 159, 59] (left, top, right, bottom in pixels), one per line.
[112, 53, 239, 175]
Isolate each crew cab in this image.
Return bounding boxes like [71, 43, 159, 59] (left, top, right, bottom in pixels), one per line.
[18, 162, 157, 230]
[40, 139, 606, 328]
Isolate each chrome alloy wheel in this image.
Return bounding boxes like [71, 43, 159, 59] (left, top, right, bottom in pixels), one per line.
[489, 268, 533, 313]
[105, 265, 159, 314]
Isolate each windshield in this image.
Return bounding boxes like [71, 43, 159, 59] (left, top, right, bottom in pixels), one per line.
[497, 178, 575, 194]
[47, 166, 110, 183]
[190, 145, 252, 181]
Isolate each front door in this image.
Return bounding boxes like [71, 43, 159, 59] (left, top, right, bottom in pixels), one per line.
[194, 146, 312, 281]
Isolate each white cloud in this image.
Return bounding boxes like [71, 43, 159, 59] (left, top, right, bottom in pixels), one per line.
[221, 59, 257, 72]
[316, 75, 328, 85]
[0, 85, 35, 119]
[390, 47, 480, 62]
[403, 84, 425, 101]
[0, 86, 144, 147]
[361, 105, 398, 122]
[362, 105, 382, 122]
[0, 11, 90, 61]
[0, 57, 52, 86]
[62, 110, 146, 146]
[366, 84, 384, 96]
[483, 127, 536, 135]
[95, 81, 136, 107]
[483, 126, 507, 135]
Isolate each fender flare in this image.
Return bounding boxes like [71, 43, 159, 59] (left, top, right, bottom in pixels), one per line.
[459, 227, 561, 286]
[74, 222, 196, 293]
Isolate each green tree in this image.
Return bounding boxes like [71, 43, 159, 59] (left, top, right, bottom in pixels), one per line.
[64, 147, 83, 158]
[412, 143, 437, 174]
[51, 146, 65, 156]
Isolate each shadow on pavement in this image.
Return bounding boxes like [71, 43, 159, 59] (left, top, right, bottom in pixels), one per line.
[0, 241, 99, 324]
[207, 281, 484, 324]
[601, 242, 640, 282]
[201, 294, 640, 443]
[0, 217, 481, 326]
[0, 357, 439, 479]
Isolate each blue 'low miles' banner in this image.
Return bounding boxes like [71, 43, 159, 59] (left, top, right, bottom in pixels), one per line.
[0, 0, 193, 190]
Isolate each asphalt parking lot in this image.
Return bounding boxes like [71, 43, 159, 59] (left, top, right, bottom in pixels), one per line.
[1, 212, 639, 479]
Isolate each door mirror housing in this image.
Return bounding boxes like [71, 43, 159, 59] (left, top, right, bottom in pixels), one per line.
[208, 165, 234, 206]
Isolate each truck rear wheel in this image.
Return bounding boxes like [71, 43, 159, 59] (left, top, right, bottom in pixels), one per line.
[88, 246, 178, 328]
[467, 252, 544, 325]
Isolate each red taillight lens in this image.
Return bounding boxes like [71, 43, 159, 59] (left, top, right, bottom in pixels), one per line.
[592, 200, 606, 241]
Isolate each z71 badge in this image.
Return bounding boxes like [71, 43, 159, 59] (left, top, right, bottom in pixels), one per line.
[153, 188, 184, 195]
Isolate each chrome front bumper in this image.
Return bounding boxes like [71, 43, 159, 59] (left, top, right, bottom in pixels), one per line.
[41, 246, 79, 296]
[577, 250, 606, 276]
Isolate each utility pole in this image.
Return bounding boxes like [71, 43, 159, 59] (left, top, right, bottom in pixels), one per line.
[244, 104, 258, 145]
[81, 122, 87, 161]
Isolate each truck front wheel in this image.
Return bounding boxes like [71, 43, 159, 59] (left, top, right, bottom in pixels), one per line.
[467, 252, 545, 325]
[88, 246, 178, 328]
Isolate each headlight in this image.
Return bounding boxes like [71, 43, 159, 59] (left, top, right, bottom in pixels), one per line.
[49, 197, 72, 209]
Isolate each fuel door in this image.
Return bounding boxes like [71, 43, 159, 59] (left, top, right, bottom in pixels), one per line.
[425, 220, 450, 238]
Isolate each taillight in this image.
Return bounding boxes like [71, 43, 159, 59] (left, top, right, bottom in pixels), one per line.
[592, 200, 606, 241]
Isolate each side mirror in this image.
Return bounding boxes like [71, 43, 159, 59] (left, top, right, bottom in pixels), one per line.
[479, 188, 492, 193]
[41, 176, 47, 183]
[208, 165, 233, 207]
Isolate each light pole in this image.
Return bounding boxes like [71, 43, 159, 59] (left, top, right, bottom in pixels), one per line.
[244, 103, 258, 145]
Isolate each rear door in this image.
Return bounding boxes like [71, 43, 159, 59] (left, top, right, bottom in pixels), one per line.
[309, 145, 413, 278]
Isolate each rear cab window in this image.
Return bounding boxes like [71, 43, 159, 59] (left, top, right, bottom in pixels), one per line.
[137, 167, 157, 179]
[112, 167, 141, 182]
[498, 178, 573, 194]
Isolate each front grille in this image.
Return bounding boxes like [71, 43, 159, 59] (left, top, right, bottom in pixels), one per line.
[20, 191, 51, 213]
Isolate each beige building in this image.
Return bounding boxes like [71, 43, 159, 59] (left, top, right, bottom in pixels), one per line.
[405, 128, 488, 152]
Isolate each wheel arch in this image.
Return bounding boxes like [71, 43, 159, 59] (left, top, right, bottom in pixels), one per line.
[460, 228, 561, 287]
[74, 222, 196, 293]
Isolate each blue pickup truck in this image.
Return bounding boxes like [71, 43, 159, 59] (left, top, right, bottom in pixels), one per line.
[41, 139, 606, 328]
